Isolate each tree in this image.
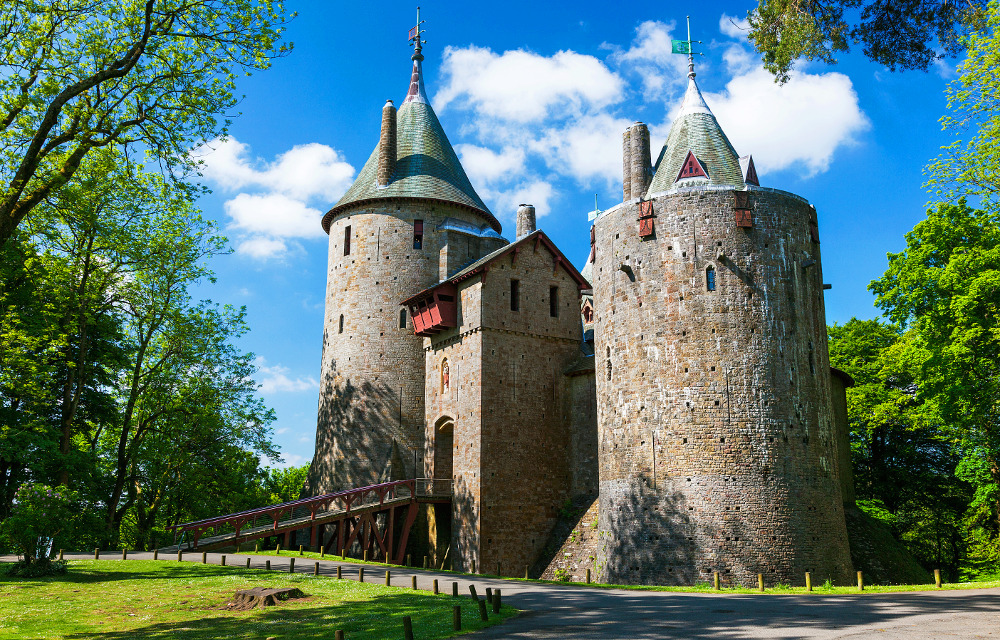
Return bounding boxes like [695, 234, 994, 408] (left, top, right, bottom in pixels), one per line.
[1, 483, 76, 574]
[0, 0, 292, 247]
[870, 200, 1000, 573]
[747, 0, 987, 82]
[927, 2, 1000, 209]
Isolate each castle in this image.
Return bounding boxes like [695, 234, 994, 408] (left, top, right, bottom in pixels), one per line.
[307, 21, 855, 587]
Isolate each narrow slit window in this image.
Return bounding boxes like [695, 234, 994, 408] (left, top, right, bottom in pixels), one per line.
[549, 286, 559, 317]
[338, 314, 344, 334]
[399, 308, 407, 329]
[706, 266, 716, 291]
[344, 225, 351, 256]
[413, 219, 423, 250]
[510, 279, 520, 312]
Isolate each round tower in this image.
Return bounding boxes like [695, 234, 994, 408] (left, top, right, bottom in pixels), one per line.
[309, 39, 503, 495]
[592, 70, 853, 586]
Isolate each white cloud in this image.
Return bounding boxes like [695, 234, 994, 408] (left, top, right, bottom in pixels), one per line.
[256, 358, 319, 394]
[705, 67, 869, 175]
[494, 181, 556, 219]
[533, 113, 634, 185]
[719, 14, 750, 39]
[198, 138, 355, 201]
[608, 21, 689, 98]
[225, 193, 326, 239]
[456, 144, 526, 185]
[238, 237, 288, 259]
[436, 45, 624, 122]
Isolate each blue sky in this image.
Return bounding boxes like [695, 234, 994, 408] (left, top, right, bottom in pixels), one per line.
[191, 0, 960, 468]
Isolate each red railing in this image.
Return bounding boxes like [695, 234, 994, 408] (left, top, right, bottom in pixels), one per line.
[171, 479, 419, 549]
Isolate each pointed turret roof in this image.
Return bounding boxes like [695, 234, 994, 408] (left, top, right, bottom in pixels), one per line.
[322, 48, 499, 232]
[647, 75, 745, 194]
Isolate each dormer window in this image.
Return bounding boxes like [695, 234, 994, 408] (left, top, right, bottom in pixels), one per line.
[677, 150, 708, 181]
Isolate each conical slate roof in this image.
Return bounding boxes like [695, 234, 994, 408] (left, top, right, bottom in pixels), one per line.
[647, 76, 745, 193]
[322, 55, 500, 232]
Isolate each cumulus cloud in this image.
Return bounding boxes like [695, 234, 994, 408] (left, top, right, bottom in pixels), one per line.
[256, 358, 319, 394]
[533, 113, 634, 185]
[456, 144, 526, 185]
[608, 21, 689, 97]
[705, 67, 869, 176]
[196, 137, 354, 260]
[719, 14, 750, 39]
[436, 46, 624, 122]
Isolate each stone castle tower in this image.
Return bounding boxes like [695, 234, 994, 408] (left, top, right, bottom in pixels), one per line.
[308, 36, 506, 495]
[590, 61, 854, 586]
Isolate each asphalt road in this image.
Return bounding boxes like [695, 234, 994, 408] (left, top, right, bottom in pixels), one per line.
[12, 552, 1000, 639]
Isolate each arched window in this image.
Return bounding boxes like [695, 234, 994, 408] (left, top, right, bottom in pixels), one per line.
[441, 358, 450, 394]
[399, 308, 407, 329]
[338, 314, 344, 334]
[606, 346, 612, 381]
[706, 265, 716, 291]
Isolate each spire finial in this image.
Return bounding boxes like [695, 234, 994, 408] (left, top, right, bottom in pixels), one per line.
[686, 15, 695, 79]
[408, 6, 426, 61]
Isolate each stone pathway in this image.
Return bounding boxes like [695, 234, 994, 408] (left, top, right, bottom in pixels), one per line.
[16, 552, 1000, 639]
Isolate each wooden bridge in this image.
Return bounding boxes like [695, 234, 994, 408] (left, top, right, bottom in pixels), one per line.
[165, 479, 451, 565]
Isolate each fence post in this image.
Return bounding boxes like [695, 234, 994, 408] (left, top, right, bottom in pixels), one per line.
[255, 543, 260, 553]
[314, 562, 319, 576]
[320, 545, 325, 558]
[299, 545, 304, 556]
[935, 569, 942, 588]
[337, 565, 342, 579]
[265, 560, 271, 570]
[452, 581, 458, 597]
[59, 549, 64, 561]
[221, 555, 226, 566]
[152, 549, 157, 561]
[246, 558, 251, 569]
[276, 543, 281, 555]
[407, 553, 411, 566]
[363, 550, 369, 562]
[177, 550, 182, 562]
[412, 575, 417, 590]
[289, 558, 295, 573]
[433, 579, 439, 594]
[477, 598, 489, 621]
[757, 574, 764, 592]
[713, 572, 720, 590]
[359, 567, 364, 582]
[453, 605, 461, 630]
[423, 555, 428, 569]
[524, 565, 529, 579]
[485, 587, 492, 604]
[335, 631, 344, 640]
[586, 568, 591, 584]
[471, 559, 476, 574]
[385, 570, 391, 586]
[403, 615, 414, 640]
[805, 572, 812, 592]
[94, 548, 100, 560]
[857, 571, 864, 591]
[122, 549, 127, 561]
[469, 584, 479, 601]
[493, 588, 501, 614]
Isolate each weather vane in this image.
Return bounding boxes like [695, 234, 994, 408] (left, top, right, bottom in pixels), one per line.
[408, 7, 426, 57]
[671, 16, 703, 78]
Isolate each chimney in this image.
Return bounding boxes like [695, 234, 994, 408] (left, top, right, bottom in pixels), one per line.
[516, 204, 536, 239]
[622, 127, 633, 200]
[377, 100, 396, 187]
[629, 122, 652, 198]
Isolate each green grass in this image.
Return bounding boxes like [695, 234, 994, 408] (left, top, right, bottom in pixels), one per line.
[0, 560, 517, 640]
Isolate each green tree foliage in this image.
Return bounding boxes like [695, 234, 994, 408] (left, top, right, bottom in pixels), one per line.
[0, 0, 293, 246]
[0, 483, 76, 569]
[869, 199, 1000, 577]
[747, 0, 987, 82]
[928, 2, 1000, 208]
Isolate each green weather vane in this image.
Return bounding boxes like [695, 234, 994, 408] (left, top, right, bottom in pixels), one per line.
[671, 16, 703, 78]
[409, 6, 426, 56]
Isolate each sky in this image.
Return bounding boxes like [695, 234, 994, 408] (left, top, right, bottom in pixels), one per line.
[190, 0, 962, 469]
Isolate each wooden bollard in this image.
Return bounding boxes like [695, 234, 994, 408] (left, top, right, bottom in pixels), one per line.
[94, 547, 100, 560]
[857, 571, 864, 591]
[452, 581, 458, 597]
[335, 631, 344, 640]
[806, 572, 812, 591]
[403, 615, 414, 640]
[246, 557, 251, 569]
[314, 562, 320, 576]
[385, 570, 391, 586]
[935, 569, 942, 588]
[493, 588, 501, 614]
[412, 575, 417, 589]
[177, 550, 182, 562]
[524, 565, 529, 579]
[201, 552, 207, 564]
[586, 568, 592, 584]
[423, 555, 428, 568]
[359, 567, 364, 582]
[320, 546, 325, 558]
[363, 550, 369, 562]
[152, 548, 158, 561]
[289, 558, 295, 573]
[469, 584, 479, 601]
[485, 587, 493, 604]
[122, 549, 127, 561]
[477, 598, 489, 621]
[337, 565, 342, 579]
[407, 553, 412, 566]
[276, 543, 281, 554]
[471, 560, 476, 574]
[758, 574, 764, 592]
[255, 543, 260, 553]
[433, 579, 439, 594]
[453, 604, 461, 630]
[266, 560, 271, 570]
[713, 572, 720, 590]
[59, 549, 64, 561]
[221, 555, 226, 566]
[236, 542, 241, 553]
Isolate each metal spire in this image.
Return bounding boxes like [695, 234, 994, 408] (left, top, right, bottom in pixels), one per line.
[408, 6, 426, 61]
[686, 15, 695, 79]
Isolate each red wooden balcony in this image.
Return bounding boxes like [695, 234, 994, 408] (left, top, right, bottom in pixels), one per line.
[408, 284, 458, 336]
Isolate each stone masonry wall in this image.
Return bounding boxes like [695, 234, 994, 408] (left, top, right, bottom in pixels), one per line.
[592, 187, 854, 587]
[309, 201, 500, 497]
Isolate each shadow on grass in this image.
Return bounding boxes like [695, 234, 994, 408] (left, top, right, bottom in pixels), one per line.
[0, 561, 249, 588]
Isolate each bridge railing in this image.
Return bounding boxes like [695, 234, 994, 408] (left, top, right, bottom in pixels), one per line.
[171, 479, 418, 549]
[416, 478, 453, 497]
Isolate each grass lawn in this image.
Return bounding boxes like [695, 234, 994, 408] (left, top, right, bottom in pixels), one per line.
[0, 560, 517, 640]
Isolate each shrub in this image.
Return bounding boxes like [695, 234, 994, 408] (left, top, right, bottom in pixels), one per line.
[0, 483, 77, 574]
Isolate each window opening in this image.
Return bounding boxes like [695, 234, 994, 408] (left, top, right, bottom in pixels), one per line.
[606, 346, 612, 381]
[399, 308, 407, 329]
[344, 225, 351, 256]
[549, 286, 559, 317]
[441, 358, 450, 394]
[706, 266, 716, 291]
[413, 219, 423, 250]
[510, 279, 520, 312]
[338, 314, 344, 333]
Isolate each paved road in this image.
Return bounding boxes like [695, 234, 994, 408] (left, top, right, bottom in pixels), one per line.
[16, 552, 1000, 639]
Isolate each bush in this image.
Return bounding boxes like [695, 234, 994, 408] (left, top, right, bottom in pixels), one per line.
[5, 559, 68, 577]
[0, 483, 77, 566]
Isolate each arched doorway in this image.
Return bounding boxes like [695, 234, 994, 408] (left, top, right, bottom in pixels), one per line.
[433, 416, 454, 480]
